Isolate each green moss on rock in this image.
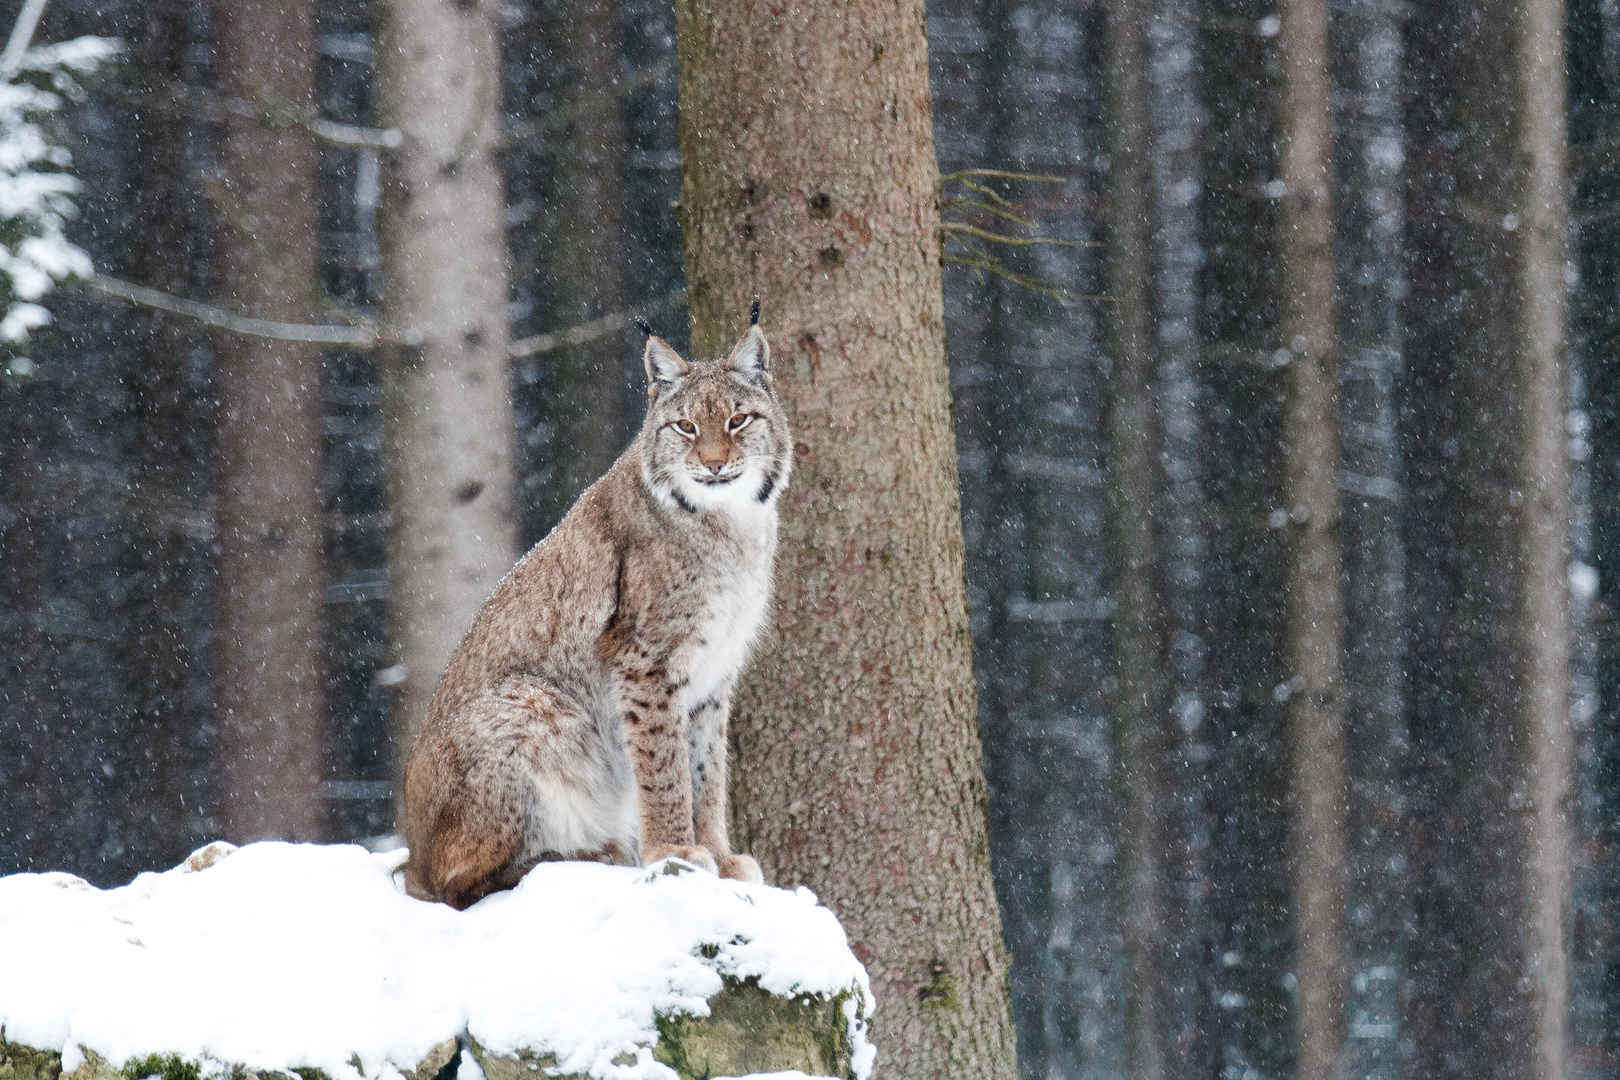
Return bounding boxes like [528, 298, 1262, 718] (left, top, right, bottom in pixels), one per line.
[120, 1054, 200, 1080]
[61, 1049, 119, 1080]
[653, 978, 855, 1080]
[464, 1041, 576, 1080]
[2, 1040, 450, 1080]
[1, 1034, 63, 1080]
[403, 1040, 459, 1080]
[469, 975, 860, 1080]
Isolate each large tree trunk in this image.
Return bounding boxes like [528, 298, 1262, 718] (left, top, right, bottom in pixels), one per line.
[674, 2, 1019, 1076]
[376, 0, 518, 752]
[211, 0, 328, 844]
[1275, 0, 1347, 1076]
[1103, 2, 1167, 1078]
[1444, 0, 1573, 1074]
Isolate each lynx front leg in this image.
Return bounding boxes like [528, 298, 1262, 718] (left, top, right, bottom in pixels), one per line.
[617, 666, 716, 873]
[689, 693, 763, 884]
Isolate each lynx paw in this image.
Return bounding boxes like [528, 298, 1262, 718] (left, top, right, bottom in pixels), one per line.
[717, 853, 763, 884]
[644, 844, 719, 875]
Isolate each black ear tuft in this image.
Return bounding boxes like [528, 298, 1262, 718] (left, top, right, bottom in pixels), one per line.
[630, 315, 653, 338]
[749, 296, 761, 326]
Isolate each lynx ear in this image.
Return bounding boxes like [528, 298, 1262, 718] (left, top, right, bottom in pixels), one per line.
[727, 325, 770, 385]
[644, 336, 690, 391]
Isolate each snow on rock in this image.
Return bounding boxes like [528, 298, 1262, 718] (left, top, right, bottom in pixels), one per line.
[0, 843, 873, 1080]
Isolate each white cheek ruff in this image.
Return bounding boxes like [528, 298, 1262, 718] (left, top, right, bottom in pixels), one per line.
[662, 460, 785, 519]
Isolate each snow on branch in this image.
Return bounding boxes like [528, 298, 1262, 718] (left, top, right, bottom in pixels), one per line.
[0, 31, 118, 347]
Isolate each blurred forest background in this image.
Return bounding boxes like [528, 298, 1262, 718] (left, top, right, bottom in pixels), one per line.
[0, 0, 1617, 1078]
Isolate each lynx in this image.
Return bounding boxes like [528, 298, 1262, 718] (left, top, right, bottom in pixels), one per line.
[402, 310, 791, 909]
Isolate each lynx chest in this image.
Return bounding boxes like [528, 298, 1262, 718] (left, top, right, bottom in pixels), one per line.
[674, 546, 774, 716]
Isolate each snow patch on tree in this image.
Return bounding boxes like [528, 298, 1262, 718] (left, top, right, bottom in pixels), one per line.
[0, 35, 117, 345]
[0, 842, 874, 1080]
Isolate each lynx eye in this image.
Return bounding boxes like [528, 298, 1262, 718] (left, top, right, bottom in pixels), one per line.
[674, 419, 698, 436]
[726, 413, 752, 432]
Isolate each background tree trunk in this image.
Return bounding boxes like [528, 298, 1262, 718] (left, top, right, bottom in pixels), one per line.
[211, 0, 328, 843]
[1399, 3, 1468, 1073]
[674, 1, 1020, 1076]
[528, 0, 632, 531]
[1332, 0, 1409, 1076]
[376, 0, 518, 752]
[929, 0, 1119, 1071]
[1275, 0, 1347, 1076]
[1143, 1, 1213, 1075]
[118, 0, 217, 866]
[1103, 2, 1167, 1079]
[1442, 0, 1573, 1074]
[1569, 0, 1620, 1061]
[1198, 1, 1295, 1072]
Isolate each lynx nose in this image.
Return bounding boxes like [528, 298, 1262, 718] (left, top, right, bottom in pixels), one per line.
[701, 457, 726, 475]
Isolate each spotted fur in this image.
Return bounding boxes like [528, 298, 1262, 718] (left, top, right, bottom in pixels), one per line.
[402, 324, 791, 909]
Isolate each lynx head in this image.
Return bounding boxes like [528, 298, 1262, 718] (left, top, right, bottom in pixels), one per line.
[637, 321, 792, 516]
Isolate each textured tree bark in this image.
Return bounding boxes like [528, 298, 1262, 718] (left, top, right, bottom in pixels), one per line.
[1103, 2, 1167, 1079]
[674, 2, 1018, 1076]
[376, 0, 518, 751]
[1275, 0, 1347, 1075]
[211, 0, 328, 843]
[1444, 0, 1573, 1076]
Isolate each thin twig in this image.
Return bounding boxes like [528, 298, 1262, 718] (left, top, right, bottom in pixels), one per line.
[937, 166, 1101, 302]
[942, 221, 1100, 248]
[939, 196, 1038, 228]
[510, 289, 686, 359]
[949, 178, 1017, 207]
[939, 168, 1067, 185]
[943, 253, 1107, 306]
[90, 275, 686, 357]
[89, 274, 418, 346]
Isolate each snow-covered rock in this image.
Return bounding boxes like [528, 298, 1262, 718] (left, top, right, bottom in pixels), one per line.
[0, 842, 874, 1080]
